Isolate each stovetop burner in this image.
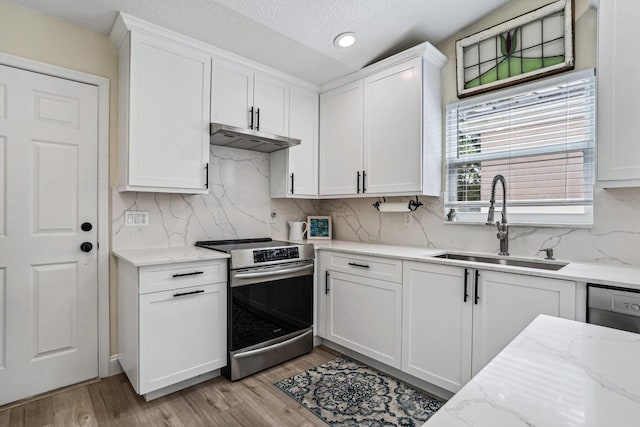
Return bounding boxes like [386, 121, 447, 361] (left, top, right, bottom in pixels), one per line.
[196, 238, 297, 253]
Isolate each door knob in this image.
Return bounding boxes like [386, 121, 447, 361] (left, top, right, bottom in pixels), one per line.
[80, 242, 93, 253]
[81, 222, 93, 232]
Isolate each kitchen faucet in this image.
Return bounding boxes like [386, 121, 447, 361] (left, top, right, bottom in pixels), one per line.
[486, 174, 509, 256]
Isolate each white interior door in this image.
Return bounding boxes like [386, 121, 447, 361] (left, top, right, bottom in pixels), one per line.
[0, 64, 99, 405]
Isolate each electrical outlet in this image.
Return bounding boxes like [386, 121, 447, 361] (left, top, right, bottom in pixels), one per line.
[403, 213, 412, 227]
[270, 211, 278, 224]
[125, 210, 149, 226]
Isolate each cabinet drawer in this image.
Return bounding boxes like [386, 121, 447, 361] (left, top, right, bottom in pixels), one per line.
[324, 252, 402, 283]
[139, 260, 227, 294]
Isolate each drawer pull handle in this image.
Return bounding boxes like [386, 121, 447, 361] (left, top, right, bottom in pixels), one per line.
[173, 289, 205, 298]
[172, 271, 204, 278]
[348, 262, 370, 269]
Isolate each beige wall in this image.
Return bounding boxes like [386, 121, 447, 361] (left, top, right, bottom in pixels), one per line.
[0, 0, 120, 355]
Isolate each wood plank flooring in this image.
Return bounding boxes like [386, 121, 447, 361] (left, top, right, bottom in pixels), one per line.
[0, 347, 339, 427]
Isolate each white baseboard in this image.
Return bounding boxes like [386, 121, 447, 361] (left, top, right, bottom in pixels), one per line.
[143, 370, 221, 401]
[109, 355, 123, 376]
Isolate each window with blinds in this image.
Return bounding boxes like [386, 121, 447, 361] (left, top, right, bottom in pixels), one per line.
[445, 69, 595, 225]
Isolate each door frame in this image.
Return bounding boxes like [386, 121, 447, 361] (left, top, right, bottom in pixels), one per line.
[0, 52, 111, 378]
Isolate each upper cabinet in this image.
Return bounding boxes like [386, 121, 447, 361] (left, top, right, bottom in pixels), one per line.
[114, 23, 211, 194]
[211, 59, 290, 136]
[271, 87, 319, 198]
[319, 43, 446, 198]
[597, 0, 640, 187]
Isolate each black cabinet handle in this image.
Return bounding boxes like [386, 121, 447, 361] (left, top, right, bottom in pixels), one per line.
[463, 268, 469, 303]
[256, 108, 260, 131]
[173, 289, 205, 298]
[205, 163, 209, 189]
[362, 170, 367, 193]
[291, 173, 294, 194]
[172, 271, 204, 278]
[474, 270, 480, 304]
[249, 107, 254, 129]
[348, 262, 370, 269]
[325, 271, 330, 294]
[357, 171, 361, 193]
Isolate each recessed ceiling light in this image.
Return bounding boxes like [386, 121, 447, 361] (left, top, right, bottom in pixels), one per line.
[334, 32, 357, 48]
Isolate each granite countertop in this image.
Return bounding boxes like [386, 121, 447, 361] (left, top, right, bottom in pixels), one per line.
[306, 240, 640, 291]
[424, 315, 640, 427]
[112, 246, 229, 267]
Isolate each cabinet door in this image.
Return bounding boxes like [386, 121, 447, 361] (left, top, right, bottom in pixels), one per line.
[254, 73, 289, 136]
[402, 262, 472, 392]
[128, 32, 210, 191]
[472, 270, 575, 375]
[326, 271, 402, 368]
[598, 0, 640, 185]
[139, 282, 227, 394]
[364, 58, 423, 194]
[211, 59, 254, 129]
[287, 87, 319, 196]
[319, 81, 364, 196]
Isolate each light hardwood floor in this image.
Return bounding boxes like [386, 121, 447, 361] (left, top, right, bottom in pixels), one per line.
[0, 347, 339, 427]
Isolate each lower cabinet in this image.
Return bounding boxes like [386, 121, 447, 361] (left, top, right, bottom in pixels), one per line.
[117, 259, 227, 397]
[325, 270, 402, 369]
[402, 263, 472, 392]
[401, 261, 576, 393]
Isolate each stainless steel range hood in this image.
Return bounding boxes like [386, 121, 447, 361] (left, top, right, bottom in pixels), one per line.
[210, 123, 300, 153]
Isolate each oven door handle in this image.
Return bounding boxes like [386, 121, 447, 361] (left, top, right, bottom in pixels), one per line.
[233, 263, 313, 279]
[233, 330, 313, 359]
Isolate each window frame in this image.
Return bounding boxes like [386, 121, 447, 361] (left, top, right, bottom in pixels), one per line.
[444, 68, 596, 227]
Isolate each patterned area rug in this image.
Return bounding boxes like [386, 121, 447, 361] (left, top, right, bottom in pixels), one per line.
[275, 357, 443, 427]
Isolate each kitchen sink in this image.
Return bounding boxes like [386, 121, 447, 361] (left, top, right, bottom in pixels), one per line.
[434, 253, 568, 271]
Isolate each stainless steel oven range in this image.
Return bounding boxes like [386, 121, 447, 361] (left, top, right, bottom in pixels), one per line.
[195, 238, 314, 380]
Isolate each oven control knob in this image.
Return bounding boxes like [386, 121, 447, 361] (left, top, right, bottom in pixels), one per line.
[630, 303, 640, 311]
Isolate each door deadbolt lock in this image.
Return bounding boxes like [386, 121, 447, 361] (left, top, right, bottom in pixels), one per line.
[81, 222, 93, 232]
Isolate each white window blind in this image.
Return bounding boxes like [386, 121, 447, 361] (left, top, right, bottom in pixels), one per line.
[445, 69, 595, 225]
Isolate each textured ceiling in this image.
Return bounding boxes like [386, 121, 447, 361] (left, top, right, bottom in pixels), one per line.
[6, 0, 511, 84]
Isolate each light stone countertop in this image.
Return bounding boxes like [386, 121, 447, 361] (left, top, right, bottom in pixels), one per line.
[112, 239, 640, 290]
[112, 246, 229, 267]
[424, 315, 640, 427]
[305, 239, 640, 291]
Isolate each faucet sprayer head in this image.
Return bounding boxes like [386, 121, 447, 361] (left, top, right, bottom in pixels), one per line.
[486, 205, 495, 225]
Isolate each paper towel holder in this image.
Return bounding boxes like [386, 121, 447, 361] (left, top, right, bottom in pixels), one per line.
[373, 196, 424, 212]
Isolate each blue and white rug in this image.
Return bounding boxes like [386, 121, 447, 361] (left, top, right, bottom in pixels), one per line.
[275, 357, 443, 427]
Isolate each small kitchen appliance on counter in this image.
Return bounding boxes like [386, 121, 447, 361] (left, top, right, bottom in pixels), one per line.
[195, 238, 315, 380]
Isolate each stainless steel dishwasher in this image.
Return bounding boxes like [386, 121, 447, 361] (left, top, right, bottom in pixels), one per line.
[587, 284, 640, 333]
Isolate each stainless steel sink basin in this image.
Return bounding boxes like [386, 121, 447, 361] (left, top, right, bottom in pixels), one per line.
[434, 253, 568, 271]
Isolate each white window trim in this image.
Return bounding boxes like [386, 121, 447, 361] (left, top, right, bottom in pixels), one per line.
[444, 68, 596, 227]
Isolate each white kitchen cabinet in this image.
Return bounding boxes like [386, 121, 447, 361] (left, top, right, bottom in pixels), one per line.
[325, 270, 402, 369]
[117, 259, 227, 399]
[401, 261, 576, 393]
[270, 86, 319, 197]
[402, 262, 472, 392]
[319, 43, 446, 197]
[116, 30, 211, 194]
[471, 269, 576, 375]
[319, 81, 364, 196]
[211, 58, 290, 136]
[598, 0, 640, 187]
[364, 58, 423, 194]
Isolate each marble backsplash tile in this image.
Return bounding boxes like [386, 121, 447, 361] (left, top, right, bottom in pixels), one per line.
[321, 187, 640, 266]
[112, 146, 319, 249]
[112, 145, 640, 266]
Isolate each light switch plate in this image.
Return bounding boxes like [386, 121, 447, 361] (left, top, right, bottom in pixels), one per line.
[125, 210, 149, 226]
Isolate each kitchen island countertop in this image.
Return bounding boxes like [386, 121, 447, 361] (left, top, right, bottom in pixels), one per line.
[425, 315, 640, 426]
